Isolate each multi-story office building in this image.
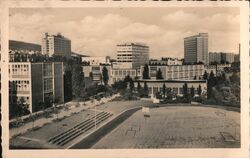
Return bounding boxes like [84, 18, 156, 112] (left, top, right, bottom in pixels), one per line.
[135, 80, 207, 98]
[184, 33, 208, 65]
[42, 33, 71, 58]
[9, 62, 64, 113]
[116, 42, 149, 69]
[140, 64, 204, 80]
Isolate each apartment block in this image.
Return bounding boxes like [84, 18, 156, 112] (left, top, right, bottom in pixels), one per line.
[184, 33, 208, 65]
[42, 33, 71, 58]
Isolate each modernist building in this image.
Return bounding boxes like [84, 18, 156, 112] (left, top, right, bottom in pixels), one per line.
[42, 33, 71, 58]
[9, 62, 64, 113]
[135, 80, 207, 97]
[116, 42, 149, 69]
[111, 68, 139, 84]
[184, 33, 208, 65]
[140, 64, 204, 80]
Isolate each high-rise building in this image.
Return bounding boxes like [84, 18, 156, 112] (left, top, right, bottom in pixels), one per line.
[209, 52, 221, 64]
[209, 52, 236, 64]
[221, 52, 235, 63]
[184, 33, 208, 65]
[9, 62, 64, 113]
[116, 42, 149, 69]
[42, 33, 71, 58]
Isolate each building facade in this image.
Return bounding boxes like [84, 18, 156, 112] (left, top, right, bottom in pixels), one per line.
[111, 68, 139, 84]
[149, 58, 183, 66]
[116, 42, 149, 69]
[221, 52, 235, 63]
[135, 80, 207, 98]
[184, 33, 208, 65]
[42, 33, 71, 58]
[140, 64, 204, 80]
[9, 62, 64, 113]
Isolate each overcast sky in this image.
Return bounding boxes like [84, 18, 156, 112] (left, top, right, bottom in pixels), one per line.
[10, 7, 240, 59]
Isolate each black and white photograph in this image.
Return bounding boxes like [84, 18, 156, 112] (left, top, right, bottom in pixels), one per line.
[1, 1, 249, 158]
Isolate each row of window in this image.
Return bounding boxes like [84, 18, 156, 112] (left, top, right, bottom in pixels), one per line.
[112, 70, 136, 76]
[149, 87, 200, 95]
[11, 80, 30, 91]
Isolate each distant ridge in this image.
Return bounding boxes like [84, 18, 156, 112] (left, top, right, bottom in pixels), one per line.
[9, 40, 41, 52]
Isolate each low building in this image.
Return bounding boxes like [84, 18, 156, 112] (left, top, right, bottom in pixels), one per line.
[82, 65, 112, 85]
[140, 64, 204, 80]
[204, 65, 217, 76]
[9, 62, 64, 113]
[216, 64, 231, 74]
[135, 79, 207, 97]
[81, 56, 110, 66]
[149, 57, 182, 66]
[111, 68, 139, 84]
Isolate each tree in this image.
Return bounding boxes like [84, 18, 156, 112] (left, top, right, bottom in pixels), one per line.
[72, 64, 85, 98]
[129, 80, 134, 91]
[137, 82, 141, 91]
[143, 82, 149, 97]
[89, 72, 93, 81]
[183, 83, 188, 98]
[156, 68, 163, 79]
[190, 86, 195, 98]
[166, 88, 173, 99]
[124, 75, 132, 83]
[203, 70, 208, 80]
[142, 64, 150, 79]
[162, 84, 166, 99]
[230, 72, 240, 84]
[102, 66, 109, 85]
[207, 71, 217, 99]
[64, 71, 73, 102]
[197, 84, 202, 96]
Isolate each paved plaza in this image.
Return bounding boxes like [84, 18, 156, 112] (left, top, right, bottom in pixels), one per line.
[92, 105, 240, 148]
